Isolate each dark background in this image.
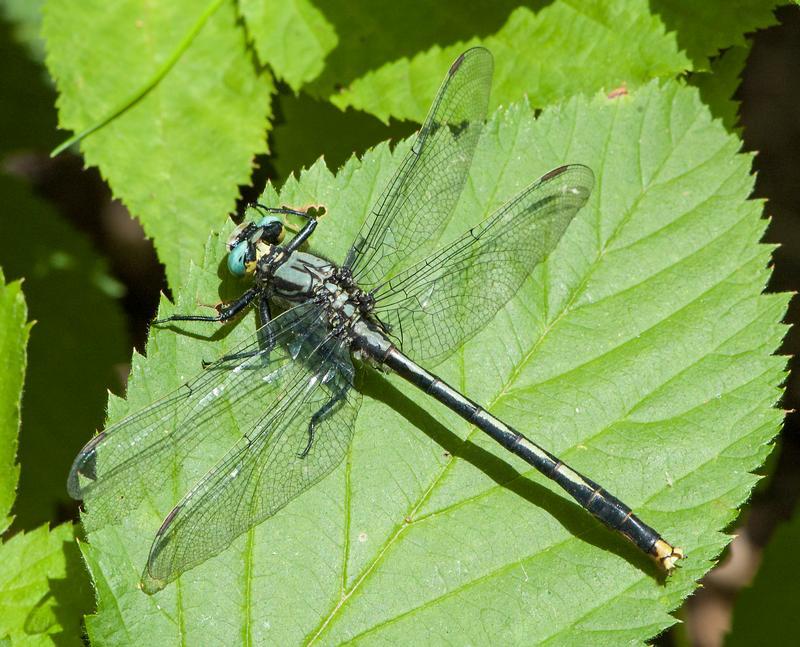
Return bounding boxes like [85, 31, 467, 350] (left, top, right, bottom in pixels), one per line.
[674, 5, 800, 645]
[1, 5, 797, 645]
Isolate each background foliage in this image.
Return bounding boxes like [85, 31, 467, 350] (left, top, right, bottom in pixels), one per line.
[0, 0, 797, 645]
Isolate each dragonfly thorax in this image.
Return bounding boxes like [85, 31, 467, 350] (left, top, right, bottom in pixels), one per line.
[263, 249, 386, 349]
[266, 250, 336, 302]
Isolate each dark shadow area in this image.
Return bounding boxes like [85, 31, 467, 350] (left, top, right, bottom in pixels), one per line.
[0, 172, 130, 531]
[47, 532, 93, 647]
[731, 1, 800, 566]
[151, 316, 247, 345]
[267, 81, 417, 184]
[307, 1, 553, 96]
[649, 1, 778, 69]
[0, 16, 57, 153]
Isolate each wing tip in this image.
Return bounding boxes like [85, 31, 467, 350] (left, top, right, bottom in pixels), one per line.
[540, 164, 595, 198]
[540, 165, 570, 182]
[66, 472, 85, 500]
[140, 507, 182, 595]
[449, 46, 493, 76]
[66, 431, 106, 499]
[139, 571, 168, 596]
[449, 52, 467, 75]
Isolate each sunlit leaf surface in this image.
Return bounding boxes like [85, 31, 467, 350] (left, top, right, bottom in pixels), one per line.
[80, 80, 786, 645]
[43, 0, 274, 286]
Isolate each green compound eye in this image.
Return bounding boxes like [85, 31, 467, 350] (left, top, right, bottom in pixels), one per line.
[227, 239, 250, 277]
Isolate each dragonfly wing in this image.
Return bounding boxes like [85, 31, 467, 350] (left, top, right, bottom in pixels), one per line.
[371, 165, 594, 366]
[67, 302, 325, 529]
[344, 47, 493, 290]
[140, 332, 360, 593]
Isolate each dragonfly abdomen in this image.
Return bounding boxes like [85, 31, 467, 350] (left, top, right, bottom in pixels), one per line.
[381, 346, 683, 572]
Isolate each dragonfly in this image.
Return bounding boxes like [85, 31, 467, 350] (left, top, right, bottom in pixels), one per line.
[68, 47, 683, 594]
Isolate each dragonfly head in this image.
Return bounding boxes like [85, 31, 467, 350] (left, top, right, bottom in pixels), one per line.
[226, 215, 285, 277]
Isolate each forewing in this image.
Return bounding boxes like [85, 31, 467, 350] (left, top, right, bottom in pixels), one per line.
[140, 332, 360, 593]
[344, 47, 493, 289]
[372, 165, 594, 366]
[67, 302, 324, 529]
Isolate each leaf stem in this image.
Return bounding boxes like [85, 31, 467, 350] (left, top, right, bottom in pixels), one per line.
[50, 0, 226, 157]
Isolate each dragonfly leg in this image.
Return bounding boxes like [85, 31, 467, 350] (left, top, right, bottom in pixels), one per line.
[298, 382, 349, 458]
[206, 298, 276, 368]
[251, 204, 317, 220]
[154, 286, 259, 325]
[283, 216, 318, 256]
[257, 298, 275, 350]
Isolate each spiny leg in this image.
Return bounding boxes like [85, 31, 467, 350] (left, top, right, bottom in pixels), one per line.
[154, 286, 259, 325]
[299, 382, 350, 459]
[207, 298, 276, 367]
[256, 298, 275, 351]
[283, 214, 318, 255]
[251, 204, 317, 221]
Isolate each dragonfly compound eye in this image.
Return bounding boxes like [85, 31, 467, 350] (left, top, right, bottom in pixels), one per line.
[227, 239, 254, 277]
[255, 215, 285, 244]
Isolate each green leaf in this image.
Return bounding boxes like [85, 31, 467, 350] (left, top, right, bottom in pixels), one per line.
[239, 0, 337, 89]
[0, 0, 46, 63]
[726, 505, 800, 645]
[79, 79, 786, 644]
[0, 268, 29, 533]
[42, 0, 274, 287]
[690, 45, 750, 134]
[649, 0, 778, 69]
[269, 87, 415, 180]
[307, 1, 778, 125]
[0, 523, 92, 646]
[0, 12, 58, 155]
[0, 174, 127, 529]
[0, 266, 92, 645]
[299, 0, 528, 97]
[324, 1, 692, 123]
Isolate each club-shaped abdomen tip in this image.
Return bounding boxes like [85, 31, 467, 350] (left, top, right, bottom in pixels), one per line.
[653, 539, 685, 572]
